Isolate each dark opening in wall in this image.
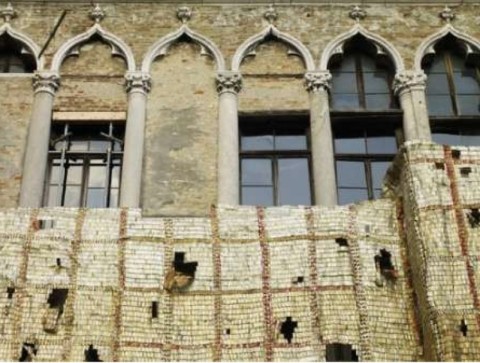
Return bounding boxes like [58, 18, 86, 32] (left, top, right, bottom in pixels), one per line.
[47, 288, 68, 314]
[374, 249, 398, 280]
[19, 343, 37, 362]
[326, 343, 358, 362]
[151, 301, 158, 319]
[452, 149, 461, 159]
[293, 276, 304, 284]
[335, 238, 348, 247]
[467, 209, 480, 228]
[37, 219, 55, 230]
[224, 328, 231, 335]
[84, 345, 102, 362]
[460, 319, 468, 337]
[7, 287, 15, 299]
[56, 258, 62, 267]
[173, 252, 198, 277]
[460, 167, 472, 177]
[280, 317, 298, 344]
[435, 162, 445, 170]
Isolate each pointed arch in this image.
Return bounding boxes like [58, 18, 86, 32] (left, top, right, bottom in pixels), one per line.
[319, 24, 404, 72]
[414, 24, 480, 71]
[231, 24, 315, 72]
[51, 23, 135, 72]
[0, 23, 43, 70]
[141, 25, 225, 72]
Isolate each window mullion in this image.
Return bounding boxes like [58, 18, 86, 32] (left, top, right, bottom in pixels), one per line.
[104, 123, 114, 207]
[355, 55, 366, 109]
[365, 159, 374, 200]
[56, 124, 70, 206]
[272, 156, 278, 206]
[81, 156, 89, 208]
[444, 52, 460, 116]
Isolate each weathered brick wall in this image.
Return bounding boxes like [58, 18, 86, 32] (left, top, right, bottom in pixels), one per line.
[0, 201, 420, 361]
[1, 3, 480, 213]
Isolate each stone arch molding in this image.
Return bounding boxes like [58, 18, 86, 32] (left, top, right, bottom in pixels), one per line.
[0, 23, 43, 70]
[51, 23, 136, 72]
[414, 24, 480, 71]
[232, 24, 315, 72]
[142, 24, 226, 72]
[319, 24, 405, 72]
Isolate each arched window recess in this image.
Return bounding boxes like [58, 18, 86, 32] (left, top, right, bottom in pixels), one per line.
[418, 27, 480, 147]
[51, 23, 135, 73]
[141, 24, 225, 73]
[0, 23, 41, 73]
[231, 24, 315, 72]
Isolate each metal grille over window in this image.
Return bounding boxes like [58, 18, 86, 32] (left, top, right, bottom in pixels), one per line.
[0, 33, 36, 73]
[240, 116, 312, 206]
[44, 122, 124, 208]
[423, 34, 480, 146]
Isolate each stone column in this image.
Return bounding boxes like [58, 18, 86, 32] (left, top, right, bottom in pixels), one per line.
[216, 71, 242, 205]
[305, 71, 337, 207]
[120, 71, 151, 208]
[393, 70, 431, 141]
[19, 72, 60, 207]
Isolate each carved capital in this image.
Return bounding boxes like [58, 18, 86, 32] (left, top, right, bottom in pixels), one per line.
[89, 4, 106, 23]
[393, 71, 427, 95]
[125, 72, 151, 94]
[216, 72, 242, 94]
[33, 72, 60, 95]
[304, 71, 332, 93]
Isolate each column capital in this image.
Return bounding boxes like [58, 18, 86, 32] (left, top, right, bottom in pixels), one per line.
[393, 70, 427, 95]
[33, 71, 60, 95]
[216, 71, 242, 95]
[125, 71, 152, 94]
[304, 71, 332, 93]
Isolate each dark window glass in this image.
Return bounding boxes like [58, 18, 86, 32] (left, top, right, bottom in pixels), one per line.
[334, 123, 399, 205]
[44, 122, 124, 208]
[423, 35, 480, 146]
[329, 35, 397, 111]
[0, 34, 36, 73]
[240, 117, 312, 206]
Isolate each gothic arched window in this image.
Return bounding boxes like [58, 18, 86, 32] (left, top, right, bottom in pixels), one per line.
[328, 35, 402, 205]
[0, 33, 36, 73]
[423, 35, 480, 146]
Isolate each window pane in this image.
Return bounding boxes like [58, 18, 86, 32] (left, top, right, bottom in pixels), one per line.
[49, 165, 60, 184]
[454, 71, 479, 94]
[461, 131, 480, 146]
[335, 136, 366, 154]
[336, 161, 366, 188]
[427, 95, 454, 116]
[275, 135, 307, 150]
[432, 132, 461, 145]
[457, 95, 480, 115]
[365, 94, 391, 110]
[241, 159, 272, 186]
[89, 140, 110, 152]
[69, 140, 89, 151]
[111, 165, 121, 188]
[241, 135, 274, 151]
[427, 57, 446, 73]
[66, 165, 83, 185]
[109, 189, 119, 207]
[367, 135, 397, 154]
[331, 72, 357, 94]
[88, 165, 106, 188]
[64, 186, 81, 207]
[371, 161, 391, 191]
[86, 188, 105, 208]
[241, 186, 274, 206]
[426, 73, 450, 94]
[331, 94, 360, 110]
[360, 54, 376, 72]
[47, 186, 58, 207]
[278, 158, 311, 205]
[338, 188, 369, 205]
[363, 72, 389, 93]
